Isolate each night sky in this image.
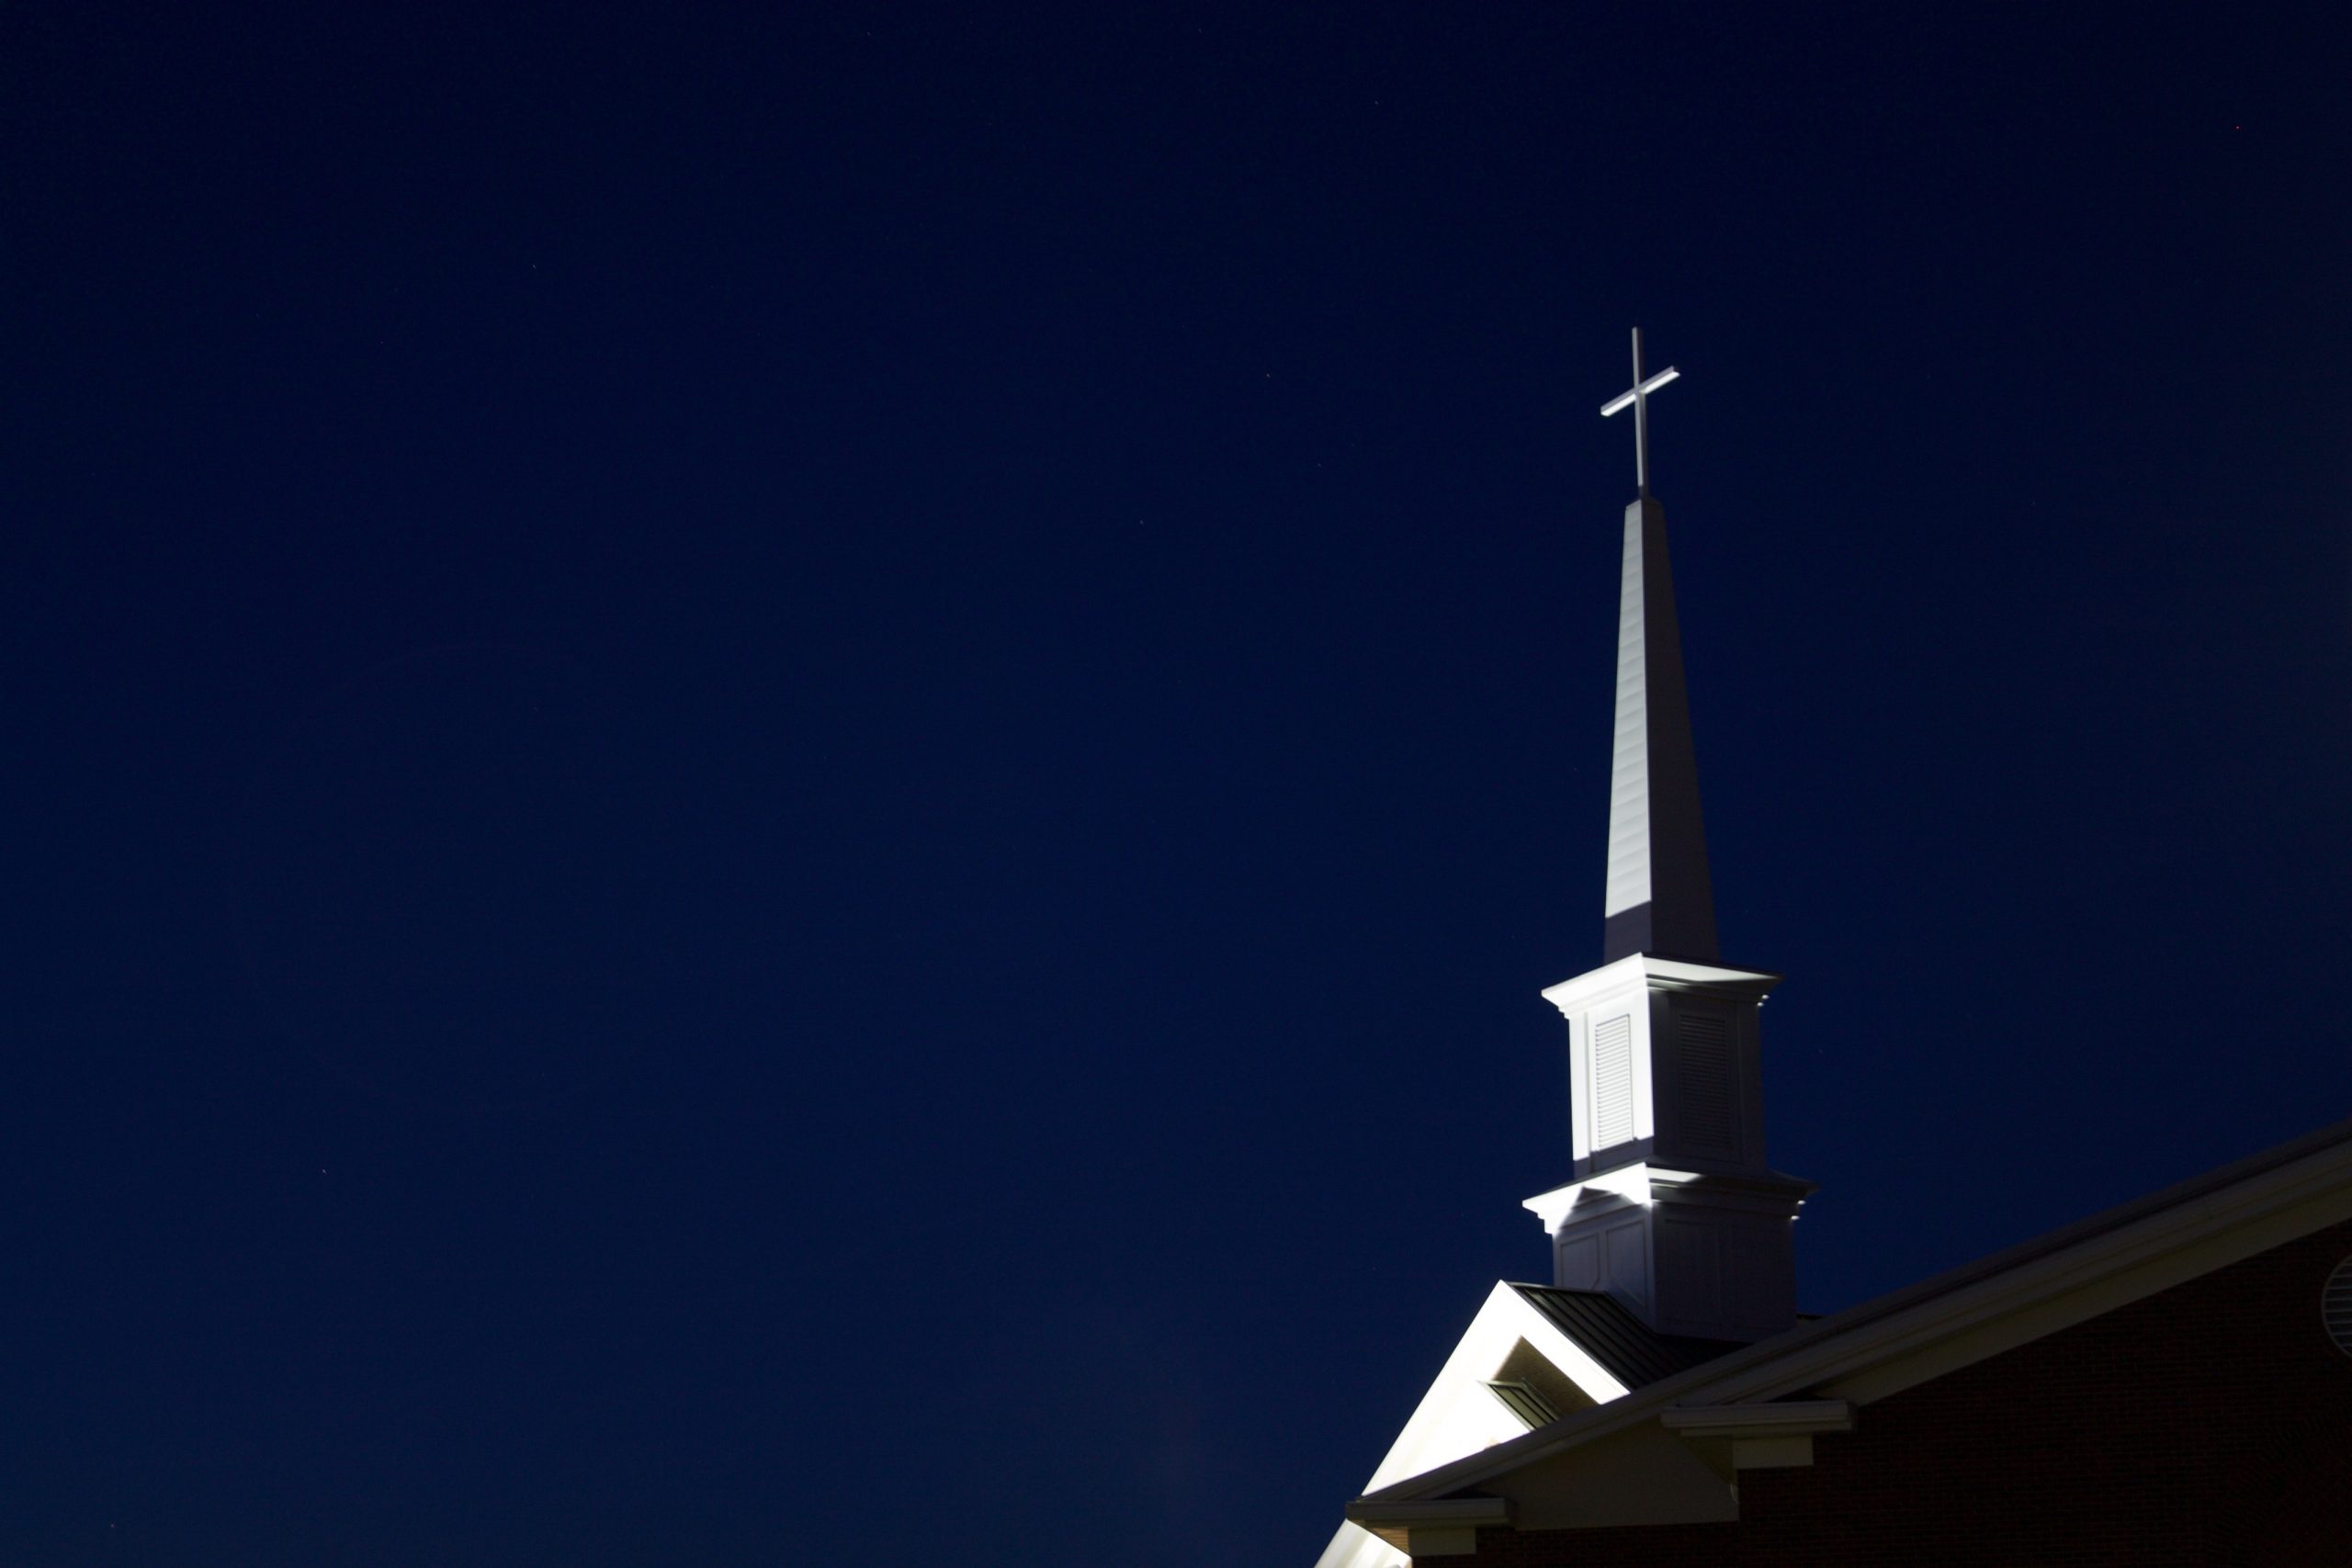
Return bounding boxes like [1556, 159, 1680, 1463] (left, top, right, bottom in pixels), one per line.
[5, 5, 2347, 1564]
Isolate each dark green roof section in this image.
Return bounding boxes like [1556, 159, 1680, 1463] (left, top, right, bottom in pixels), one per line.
[1484, 1378, 1564, 1430]
[1509, 1284, 1743, 1390]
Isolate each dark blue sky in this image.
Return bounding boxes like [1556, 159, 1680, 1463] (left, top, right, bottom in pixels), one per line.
[4, 5, 2346, 1564]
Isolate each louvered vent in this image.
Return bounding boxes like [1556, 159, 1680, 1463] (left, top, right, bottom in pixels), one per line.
[1592, 1014, 1635, 1148]
[1485, 1379, 1562, 1429]
[1679, 1010, 1735, 1153]
[2325, 1258, 2352, 1359]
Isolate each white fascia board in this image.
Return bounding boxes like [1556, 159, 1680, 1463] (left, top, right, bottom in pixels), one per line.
[1539, 954, 1649, 1016]
[1659, 1400, 1853, 1439]
[1349, 1498, 1512, 1527]
[1344, 1497, 1512, 1557]
[1363, 1119, 2352, 1508]
[1539, 954, 1780, 1018]
[1524, 1166, 1806, 1235]
[1523, 1163, 1703, 1233]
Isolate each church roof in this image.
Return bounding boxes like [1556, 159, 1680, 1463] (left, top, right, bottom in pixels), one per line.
[1506, 1285, 1741, 1391]
[1323, 334, 2346, 1567]
[1349, 1115, 2352, 1540]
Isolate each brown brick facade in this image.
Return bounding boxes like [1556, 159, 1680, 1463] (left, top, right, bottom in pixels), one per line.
[1450, 1219, 2352, 1568]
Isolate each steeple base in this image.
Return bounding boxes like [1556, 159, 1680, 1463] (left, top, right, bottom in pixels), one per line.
[1524, 1164, 1812, 1343]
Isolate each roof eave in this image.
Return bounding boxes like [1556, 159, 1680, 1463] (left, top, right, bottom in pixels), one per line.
[1361, 1115, 2352, 1506]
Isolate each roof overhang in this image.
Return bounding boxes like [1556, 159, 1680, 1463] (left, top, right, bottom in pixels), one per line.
[1343, 1497, 1511, 1559]
[1355, 1116, 2352, 1532]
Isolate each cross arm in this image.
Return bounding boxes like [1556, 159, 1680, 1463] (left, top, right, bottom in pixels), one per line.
[1600, 367, 1680, 417]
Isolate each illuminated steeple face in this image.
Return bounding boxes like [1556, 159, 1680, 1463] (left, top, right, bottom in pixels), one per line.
[1511, 334, 1813, 1345]
[1601, 494, 1718, 964]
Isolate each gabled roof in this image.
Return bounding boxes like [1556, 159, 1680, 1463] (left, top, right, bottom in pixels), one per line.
[1309, 1277, 1696, 1568]
[1507, 1285, 1739, 1392]
[1350, 1116, 2352, 1539]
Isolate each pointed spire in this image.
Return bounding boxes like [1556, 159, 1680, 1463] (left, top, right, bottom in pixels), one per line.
[1598, 333, 1717, 963]
[1515, 332, 1805, 1346]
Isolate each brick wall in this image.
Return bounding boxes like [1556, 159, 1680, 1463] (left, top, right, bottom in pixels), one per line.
[1450, 1218, 2352, 1568]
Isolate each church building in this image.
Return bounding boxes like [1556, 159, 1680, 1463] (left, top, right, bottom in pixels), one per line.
[1312, 334, 2352, 1568]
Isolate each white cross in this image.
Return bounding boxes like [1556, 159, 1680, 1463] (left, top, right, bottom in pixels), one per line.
[1599, 326, 1679, 496]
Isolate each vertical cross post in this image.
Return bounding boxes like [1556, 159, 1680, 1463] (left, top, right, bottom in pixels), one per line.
[1600, 327, 1681, 497]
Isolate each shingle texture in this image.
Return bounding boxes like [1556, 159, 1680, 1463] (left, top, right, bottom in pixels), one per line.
[1507, 1284, 1741, 1390]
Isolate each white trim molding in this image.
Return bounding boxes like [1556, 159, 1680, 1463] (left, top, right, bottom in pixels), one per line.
[1345, 1497, 1511, 1558]
[1661, 1399, 1853, 1471]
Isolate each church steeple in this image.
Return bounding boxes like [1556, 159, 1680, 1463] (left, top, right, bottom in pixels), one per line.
[1599, 327, 1716, 964]
[1602, 493, 1719, 964]
[1518, 331, 1814, 1345]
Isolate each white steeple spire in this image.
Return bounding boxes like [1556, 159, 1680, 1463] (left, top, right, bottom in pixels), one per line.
[1599, 328, 1716, 964]
[1515, 331, 1812, 1345]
